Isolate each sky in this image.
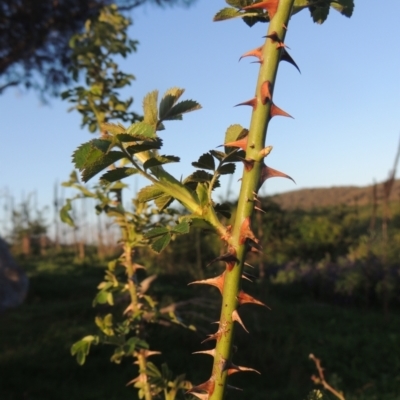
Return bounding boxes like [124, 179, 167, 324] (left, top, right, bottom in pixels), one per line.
[1, 0, 400, 211]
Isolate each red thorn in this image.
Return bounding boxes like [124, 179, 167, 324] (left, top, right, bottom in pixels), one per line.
[237, 290, 270, 308]
[223, 129, 249, 151]
[207, 249, 238, 271]
[242, 274, 253, 282]
[232, 309, 249, 333]
[239, 217, 260, 246]
[188, 392, 208, 400]
[201, 322, 229, 344]
[188, 378, 215, 397]
[265, 31, 290, 49]
[226, 362, 261, 376]
[281, 48, 301, 73]
[241, 0, 279, 19]
[239, 157, 255, 172]
[260, 164, 295, 189]
[260, 81, 272, 105]
[193, 349, 215, 357]
[239, 46, 263, 63]
[235, 97, 258, 110]
[188, 273, 225, 294]
[227, 385, 243, 391]
[270, 103, 293, 119]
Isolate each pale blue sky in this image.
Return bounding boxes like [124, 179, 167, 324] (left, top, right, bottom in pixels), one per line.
[1, 1, 400, 209]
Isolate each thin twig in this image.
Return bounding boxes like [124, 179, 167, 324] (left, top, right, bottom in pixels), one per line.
[309, 353, 345, 400]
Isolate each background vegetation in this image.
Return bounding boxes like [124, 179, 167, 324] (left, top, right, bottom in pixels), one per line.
[1, 179, 400, 400]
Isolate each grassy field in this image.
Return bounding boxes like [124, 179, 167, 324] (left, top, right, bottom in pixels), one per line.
[1, 255, 400, 400]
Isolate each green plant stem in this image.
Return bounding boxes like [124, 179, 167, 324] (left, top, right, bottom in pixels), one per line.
[209, 1, 295, 399]
[124, 242, 153, 400]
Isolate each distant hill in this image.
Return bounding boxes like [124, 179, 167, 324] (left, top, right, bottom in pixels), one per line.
[267, 179, 400, 210]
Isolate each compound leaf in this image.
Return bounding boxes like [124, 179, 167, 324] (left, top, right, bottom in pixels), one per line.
[100, 167, 139, 183]
[143, 155, 180, 170]
[192, 152, 215, 170]
[151, 233, 171, 253]
[137, 185, 165, 203]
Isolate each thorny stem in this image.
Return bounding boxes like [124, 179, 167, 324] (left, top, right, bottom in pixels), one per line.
[124, 242, 153, 400]
[209, 1, 295, 399]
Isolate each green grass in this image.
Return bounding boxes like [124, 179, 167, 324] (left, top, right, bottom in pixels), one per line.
[1, 256, 400, 400]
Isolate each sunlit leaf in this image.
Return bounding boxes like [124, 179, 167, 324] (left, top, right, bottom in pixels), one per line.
[125, 138, 163, 154]
[137, 185, 165, 203]
[154, 194, 174, 211]
[81, 151, 125, 182]
[126, 121, 156, 139]
[143, 90, 159, 128]
[158, 87, 185, 120]
[164, 100, 201, 121]
[101, 122, 126, 135]
[60, 199, 75, 227]
[143, 155, 180, 170]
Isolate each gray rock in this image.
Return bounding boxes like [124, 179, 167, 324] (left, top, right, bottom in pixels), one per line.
[0, 237, 29, 312]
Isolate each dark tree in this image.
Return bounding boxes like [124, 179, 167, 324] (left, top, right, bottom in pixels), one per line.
[0, 0, 195, 95]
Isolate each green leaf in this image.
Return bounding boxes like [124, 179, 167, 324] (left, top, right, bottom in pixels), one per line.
[163, 100, 201, 121]
[144, 226, 169, 239]
[209, 150, 226, 161]
[125, 138, 163, 154]
[214, 203, 231, 219]
[218, 163, 236, 175]
[331, 0, 354, 17]
[192, 152, 215, 170]
[92, 139, 113, 153]
[81, 151, 125, 182]
[71, 336, 99, 366]
[309, 3, 330, 24]
[101, 122, 126, 135]
[196, 183, 209, 206]
[171, 220, 190, 235]
[184, 170, 214, 184]
[126, 121, 156, 139]
[143, 155, 180, 170]
[154, 194, 174, 211]
[60, 199, 75, 227]
[213, 7, 243, 22]
[224, 124, 247, 154]
[151, 233, 171, 253]
[143, 90, 159, 128]
[243, 14, 269, 27]
[158, 87, 185, 121]
[100, 167, 139, 183]
[137, 185, 165, 203]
